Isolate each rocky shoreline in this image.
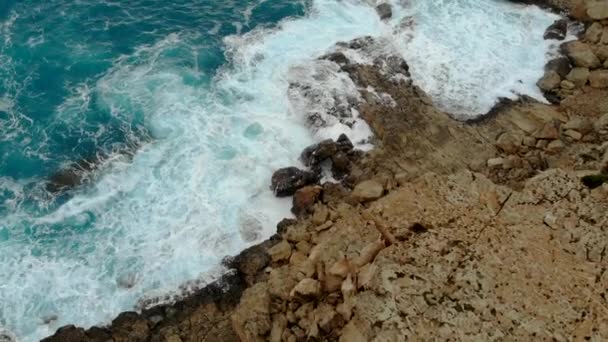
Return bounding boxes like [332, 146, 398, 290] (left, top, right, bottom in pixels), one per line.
[43, 0, 608, 341]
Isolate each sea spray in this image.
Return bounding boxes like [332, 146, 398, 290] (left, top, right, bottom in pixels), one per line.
[0, 0, 560, 340]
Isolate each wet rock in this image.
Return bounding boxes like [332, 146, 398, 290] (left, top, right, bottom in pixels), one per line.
[331, 151, 351, 177]
[292, 185, 322, 217]
[336, 134, 354, 152]
[589, 69, 608, 88]
[544, 19, 568, 40]
[566, 67, 590, 87]
[563, 41, 601, 68]
[545, 57, 571, 78]
[301, 139, 338, 167]
[375, 3, 392, 20]
[41, 325, 88, 342]
[271, 167, 319, 197]
[537, 70, 561, 91]
[351, 180, 384, 202]
[321, 52, 350, 66]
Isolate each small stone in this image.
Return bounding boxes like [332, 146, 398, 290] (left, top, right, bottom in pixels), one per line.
[602, 29, 608, 44]
[487, 157, 505, 168]
[560, 80, 576, 89]
[290, 278, 321, 299]
[339, 321, 367, 342]
[543, 212, 559, 229]
[546, 139, 565, 153]
[352, 180, 384, 202]
[522, 136, 537, 147]
[534, 122, 560, 140]
[495, 133, 521, 154]
[314, 220, 333, 232]
[589, 70, 608, 88]
[536, 139, 549, 149]
[292, 185, 322, 217]
[585, 22, 604, 43]
[268, 240, 292, 263]
[537, 70, 561, 91]
[566, 67, 590, 87]
[564, 129, 583, 141]
[284, 224, 310, 243]
[546, 57, 572, 78]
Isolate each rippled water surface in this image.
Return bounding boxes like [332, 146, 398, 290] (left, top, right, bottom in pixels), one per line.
[0, 0, 558, 340]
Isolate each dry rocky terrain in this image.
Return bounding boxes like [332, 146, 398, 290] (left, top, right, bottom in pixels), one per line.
[43, 0, 608, 341]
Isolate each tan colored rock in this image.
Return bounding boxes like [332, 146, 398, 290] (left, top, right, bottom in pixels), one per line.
[311, 204, 329, 225]
[537, 70, 561, 91]
[563, 41, 601, 68]
[564, 129, 583, 140]
[339, 321, 367, 342]
[495, 132, 521, 154]
[587, 1, 608, 20]
[314, 303, 345, 333]
[566, 67, 590, 87]
[585, 22, 604, 43]
[353, 240, 385, 267]
[594, 45, 608, 61]
[602, 29, 608, 44]
[560, 79, 576, 90]
[546, 139, 566, 153]
[290, 278, 321, 299]
[268, 240, 292, 263]
[487, 157, 504, 168]
[589, 69, 608, 88]
[522, 136, 537, 147]
[269, 315, 287, 342]
[284, 224, 310, 243]
[563, 117, 593, 134]
[352, 180, 384, 202]
[534, 122, 560, 140]
[231, 283, 271, 342]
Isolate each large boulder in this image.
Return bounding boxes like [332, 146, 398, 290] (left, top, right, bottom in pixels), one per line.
[587, 1, 608, 20]
[562, 41, 601, 68]
[375, 3, 392, 20]
[271, 167, 319, 197]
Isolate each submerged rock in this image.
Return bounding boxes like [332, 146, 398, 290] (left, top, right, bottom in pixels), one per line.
[271, 167, 319, 197]
[375, 3, 392, 20]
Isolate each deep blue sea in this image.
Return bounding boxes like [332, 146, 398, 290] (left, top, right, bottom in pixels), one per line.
[0, 0, 558, 340]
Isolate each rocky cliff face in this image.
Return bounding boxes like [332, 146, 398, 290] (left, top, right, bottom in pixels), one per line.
[44, 0, 608, 341]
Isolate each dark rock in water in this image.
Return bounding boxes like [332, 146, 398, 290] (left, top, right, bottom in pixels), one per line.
[271, 167, 319, 197]
[276, 218, 298, 234]
[336, 133, 354, 153]
[376, 3, 392, 20]
[545, 57, 572, 78]
[301, 139, 338, 167]
[331, 151, 351, 178]
[228, 244, 270, 280]
[320, 52, 350, 66]
[544, 19, 568, 40]
[41, 325, 88, 342]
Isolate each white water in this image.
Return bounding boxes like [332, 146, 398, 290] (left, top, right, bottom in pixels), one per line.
[0, 0, 560, 340]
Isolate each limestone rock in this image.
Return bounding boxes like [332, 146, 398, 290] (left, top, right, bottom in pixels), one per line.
[352, 180, 384, 202]
[585, 22, 604, 43]
[589, 69, 608, 88]
[268, 240, 292, 263]
[537, 70, 561, 91]
[487, 157, 505, 168]
[534, 122, 560, 140]
[587, 1, 608, 20]
[564, 129, 583, 140]
[563, 41, 601, 68]
[290, 278, 321, 299]
[566, 67, 590, 87]
[563, 117, 593, 134]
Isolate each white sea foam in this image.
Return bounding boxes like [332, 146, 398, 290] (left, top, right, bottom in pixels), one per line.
[0, 0, 561, 340]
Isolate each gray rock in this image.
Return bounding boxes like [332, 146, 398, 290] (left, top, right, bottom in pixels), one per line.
[376, 3, 392, 20]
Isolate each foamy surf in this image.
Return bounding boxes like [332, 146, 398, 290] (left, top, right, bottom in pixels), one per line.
[0, 0, 560, 340]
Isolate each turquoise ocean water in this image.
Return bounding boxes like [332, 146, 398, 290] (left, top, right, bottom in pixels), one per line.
[0, 0, 558, 340]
